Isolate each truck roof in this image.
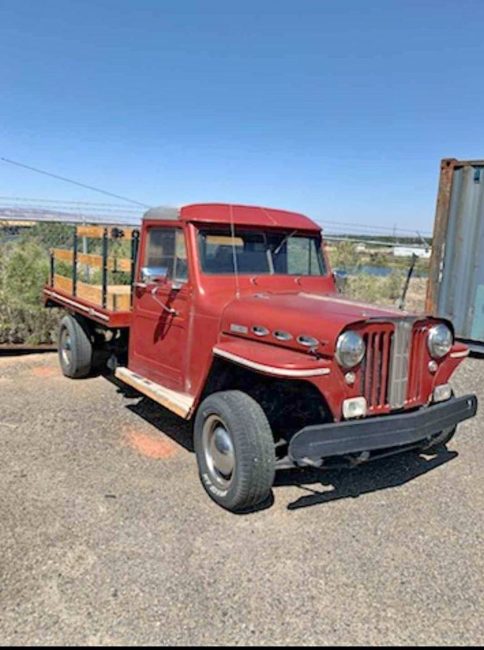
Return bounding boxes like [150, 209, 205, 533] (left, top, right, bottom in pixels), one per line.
[143, 203, 321, 232]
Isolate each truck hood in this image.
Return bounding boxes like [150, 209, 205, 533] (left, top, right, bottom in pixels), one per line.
[221, 290, 412, 355]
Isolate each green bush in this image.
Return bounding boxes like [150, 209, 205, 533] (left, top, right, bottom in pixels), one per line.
[0, 239, 61, 344]
[328, 241, 359, 271]
[344, 271, 404, 306]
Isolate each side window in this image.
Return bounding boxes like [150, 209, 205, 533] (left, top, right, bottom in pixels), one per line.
[286, 237, 324, 276]
[144, 228, 188, 282]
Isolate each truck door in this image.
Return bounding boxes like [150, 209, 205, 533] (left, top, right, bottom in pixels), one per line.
[129, 225, 190, 391]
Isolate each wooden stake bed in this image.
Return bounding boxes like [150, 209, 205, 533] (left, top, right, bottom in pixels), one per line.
[43, 224, 139, 328]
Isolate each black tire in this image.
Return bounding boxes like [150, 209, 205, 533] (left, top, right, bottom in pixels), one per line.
[194, 390, 276, 513]
[420, 390, 457, 452]
[420, 425, 457, 452]
[58, 314, 93, 379]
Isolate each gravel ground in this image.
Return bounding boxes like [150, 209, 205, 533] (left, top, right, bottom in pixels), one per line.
[0, 352, 482, 646]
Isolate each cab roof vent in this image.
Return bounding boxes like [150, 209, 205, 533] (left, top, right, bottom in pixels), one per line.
[143, 206, 180, 221]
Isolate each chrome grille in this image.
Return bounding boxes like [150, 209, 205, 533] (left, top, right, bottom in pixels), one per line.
[362, 318, 421, 412]
[388, 319, 415, 409]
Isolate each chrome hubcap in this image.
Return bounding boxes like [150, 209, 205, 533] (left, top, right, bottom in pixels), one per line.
[60, 329, 72, 367]
[202, 415, 235, 489]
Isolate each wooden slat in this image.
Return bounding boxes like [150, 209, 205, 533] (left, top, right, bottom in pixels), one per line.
[51, 248, 131, 273]
[77, 252, 102, 268]
[106, 291, 131, 311]
[76, 225, 135, 240]
[77, 281, 131, 311]
[76, 226, 106, 239]
[76, 281, 103, 305]
[77, 252, 132, 272]
[53, 274, 73, 293]
[52, 248, 73, 262]
[111, 257, 132, 273]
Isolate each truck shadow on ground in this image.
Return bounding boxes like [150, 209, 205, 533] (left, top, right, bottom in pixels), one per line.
[108, 377, 194, 451]
[108, 376, 458, 513]
[276, 446, 458, 511]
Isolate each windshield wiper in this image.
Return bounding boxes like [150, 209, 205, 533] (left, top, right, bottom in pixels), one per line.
[273, 230, 297, 256]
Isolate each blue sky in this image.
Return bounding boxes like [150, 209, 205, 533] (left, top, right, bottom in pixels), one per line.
[1, 0, 484, 233]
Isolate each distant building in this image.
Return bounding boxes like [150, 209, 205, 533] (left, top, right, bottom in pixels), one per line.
[393, 246, 431, 259]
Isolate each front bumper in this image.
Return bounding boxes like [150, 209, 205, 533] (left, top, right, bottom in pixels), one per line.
[289, 394, 478, 464]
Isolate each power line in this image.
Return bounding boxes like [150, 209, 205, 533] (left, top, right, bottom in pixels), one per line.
[0, 195, 142, 211]
[317, 218, 432, 236]
[0, 199, 142, 217]
[324, 234, 430, 248]
[1, 157, 151, 208]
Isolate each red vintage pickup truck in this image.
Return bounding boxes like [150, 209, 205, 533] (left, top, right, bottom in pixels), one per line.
[44, 203, 478, 512]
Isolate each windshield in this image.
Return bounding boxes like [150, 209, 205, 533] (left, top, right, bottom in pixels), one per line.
[197, 227, 326, 276]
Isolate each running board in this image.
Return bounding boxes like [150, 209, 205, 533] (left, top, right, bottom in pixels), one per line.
[115, 367, 194, 419]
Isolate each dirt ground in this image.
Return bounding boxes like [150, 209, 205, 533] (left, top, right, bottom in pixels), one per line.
[0, 352, 483, 645]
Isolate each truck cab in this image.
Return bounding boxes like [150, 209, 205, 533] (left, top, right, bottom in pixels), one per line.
[45, 203, 478, 512]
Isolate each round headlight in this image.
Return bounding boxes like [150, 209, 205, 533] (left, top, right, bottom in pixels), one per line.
[335, 330, 365, 368]
[428, 323, 453, 359]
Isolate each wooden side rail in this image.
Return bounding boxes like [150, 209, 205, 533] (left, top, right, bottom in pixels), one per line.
[52, 274, 131, 311]
[48, 225, 140, 313]
[76, 225, 136, 240]
[51, 248, 132, 273]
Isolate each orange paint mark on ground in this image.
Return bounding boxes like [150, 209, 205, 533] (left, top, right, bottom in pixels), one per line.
[31, 366, 59, 378]
[124, 428, 177, 460]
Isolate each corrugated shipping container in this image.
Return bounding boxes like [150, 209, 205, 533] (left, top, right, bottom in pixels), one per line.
[426, 158, 484, 352]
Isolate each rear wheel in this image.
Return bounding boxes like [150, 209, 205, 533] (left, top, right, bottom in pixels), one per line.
[58, 314, 93, 378]
[194, 390, 276, 513]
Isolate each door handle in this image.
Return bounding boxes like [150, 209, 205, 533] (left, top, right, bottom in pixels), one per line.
[150, 286, 178, 316]
[133, 281, 147, 290]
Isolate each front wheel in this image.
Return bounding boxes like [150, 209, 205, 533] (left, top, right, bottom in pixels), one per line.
[194, 390, 276, 513]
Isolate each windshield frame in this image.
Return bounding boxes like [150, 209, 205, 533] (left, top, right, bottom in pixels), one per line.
[196, 226, 327, 277]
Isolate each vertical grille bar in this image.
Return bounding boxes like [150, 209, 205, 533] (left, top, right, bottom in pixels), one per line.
[379, 330, 390, 406]
[365, 332, 373, 405]
[388, 319, 414, 409]
[370, 332, 381, 407]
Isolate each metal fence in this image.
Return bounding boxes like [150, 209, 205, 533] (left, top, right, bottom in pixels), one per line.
[0, 216, 430, 346]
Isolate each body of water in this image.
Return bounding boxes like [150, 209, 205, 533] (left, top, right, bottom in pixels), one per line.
[335, 265, 429, 278]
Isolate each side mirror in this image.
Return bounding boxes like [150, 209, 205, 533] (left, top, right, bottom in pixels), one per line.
[141, 266, 169, 284]
[332, 269, 348, 294]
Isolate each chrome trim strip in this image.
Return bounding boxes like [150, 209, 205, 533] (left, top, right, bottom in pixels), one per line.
[213, 347, 330, 377]
[450, 350, 469, 358]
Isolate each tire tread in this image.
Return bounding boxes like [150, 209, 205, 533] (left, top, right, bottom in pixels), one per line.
[194, 390, 275, 512]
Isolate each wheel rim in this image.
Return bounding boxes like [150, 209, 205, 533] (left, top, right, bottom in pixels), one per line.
[60, 328, 72, 367]
[202, 415, 236, 490]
